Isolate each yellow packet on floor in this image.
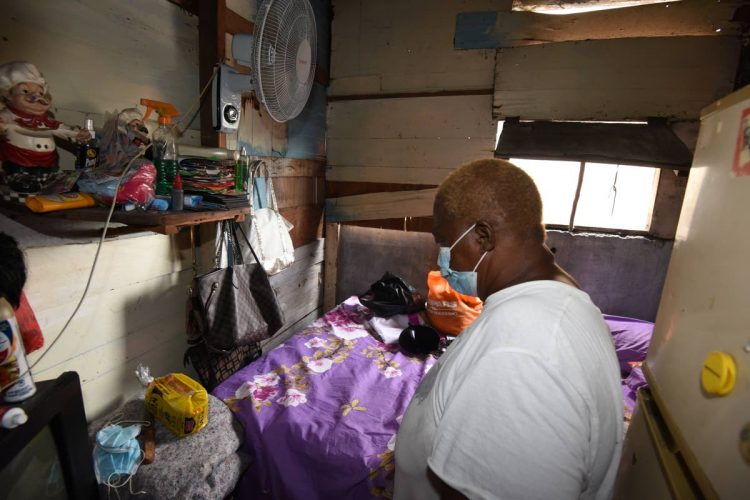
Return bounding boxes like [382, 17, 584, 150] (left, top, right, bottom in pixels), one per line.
[145, 373, 208, 438]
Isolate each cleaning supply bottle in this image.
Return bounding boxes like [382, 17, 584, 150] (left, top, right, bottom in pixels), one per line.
[171, 172, 184, 211]
[234, 147, 247, 193]
[0, 297, 36, 403]
[75, 118, 100, 170]
[0, 406, 28, 429]
[140, 99, 179, 196]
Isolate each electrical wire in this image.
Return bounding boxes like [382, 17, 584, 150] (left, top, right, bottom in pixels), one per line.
[29, 146, 150, 374]
[0, 66, 220, 392]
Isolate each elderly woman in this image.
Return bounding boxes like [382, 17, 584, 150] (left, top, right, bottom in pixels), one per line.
[394, 159, 623, 499]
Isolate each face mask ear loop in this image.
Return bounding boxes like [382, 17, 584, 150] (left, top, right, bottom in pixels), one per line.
[449, 223, 477, 251]
[110, 419, 152, 428]
[104, 447, 147, 499]
[472, 251, 488, 272]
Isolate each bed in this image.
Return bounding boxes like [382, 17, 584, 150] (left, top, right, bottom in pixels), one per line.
[212, 296, 435, 499]
[212, 298, 654, 499]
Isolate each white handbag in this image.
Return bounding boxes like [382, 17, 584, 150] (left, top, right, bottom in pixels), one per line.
[248, 161, 295, 275]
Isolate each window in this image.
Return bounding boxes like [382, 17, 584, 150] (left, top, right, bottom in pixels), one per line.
[495, 120, 669, 233]
[510, 159, 660, 232]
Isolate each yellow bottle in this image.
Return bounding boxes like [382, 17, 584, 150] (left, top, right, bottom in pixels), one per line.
[25, 192, 95, 213]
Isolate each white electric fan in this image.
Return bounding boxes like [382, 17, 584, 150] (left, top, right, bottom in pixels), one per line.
[212, 0, 317, 131]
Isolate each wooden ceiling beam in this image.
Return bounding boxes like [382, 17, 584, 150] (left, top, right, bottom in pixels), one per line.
[456, 0, 741, 49]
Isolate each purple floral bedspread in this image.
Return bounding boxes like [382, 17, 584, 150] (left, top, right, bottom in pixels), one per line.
[603, 314, 654, 423]
[212, 297, 435, 499]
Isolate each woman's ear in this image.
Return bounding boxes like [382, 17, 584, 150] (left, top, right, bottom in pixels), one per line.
[474, 220, 495, 252]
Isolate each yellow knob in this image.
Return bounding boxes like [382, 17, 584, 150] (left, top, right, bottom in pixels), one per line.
[701, 351, 736, 396]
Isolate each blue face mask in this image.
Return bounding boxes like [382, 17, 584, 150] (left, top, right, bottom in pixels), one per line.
[93, 424, 143, 485]
[437, 223, 487, 297]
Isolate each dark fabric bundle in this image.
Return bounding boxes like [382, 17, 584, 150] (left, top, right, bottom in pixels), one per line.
[359, 272, 424, 318]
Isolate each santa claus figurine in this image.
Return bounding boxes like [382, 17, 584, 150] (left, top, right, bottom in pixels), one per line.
[0, 61, 90, 196]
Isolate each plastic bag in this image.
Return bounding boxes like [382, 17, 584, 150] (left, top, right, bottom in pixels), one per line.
[359, 272, 424, 318]
[144, 372, 208, 438]
[77, 160, 156, 208]
[425, 271, 483, 336]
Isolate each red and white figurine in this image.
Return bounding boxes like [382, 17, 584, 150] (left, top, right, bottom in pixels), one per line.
[0, 61, 89, 196]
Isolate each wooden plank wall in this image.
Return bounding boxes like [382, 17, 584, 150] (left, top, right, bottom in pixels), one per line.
[0, 0, 208, 420]
[327, 0, 743, 233]
[0, 0, 202, 169]
[230, 1, 329, 346]
[493, 36, 740, 121]
[327, 0, 502, 230]
[455, 1, 740, 48]
[0, 0, 326, 418]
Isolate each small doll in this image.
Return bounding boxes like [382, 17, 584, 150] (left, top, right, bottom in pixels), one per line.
[0, 61, 90, 197]
[98, 108, 151, 171]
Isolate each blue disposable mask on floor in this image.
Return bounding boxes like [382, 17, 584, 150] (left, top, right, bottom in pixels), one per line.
[93, 424, 143, 485]
[438, 223, 487, 297]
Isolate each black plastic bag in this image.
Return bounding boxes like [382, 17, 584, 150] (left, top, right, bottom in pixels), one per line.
[359, 272, 425, 318]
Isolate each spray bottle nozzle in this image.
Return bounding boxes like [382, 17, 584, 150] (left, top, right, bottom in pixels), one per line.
[140, 99, 179, 125]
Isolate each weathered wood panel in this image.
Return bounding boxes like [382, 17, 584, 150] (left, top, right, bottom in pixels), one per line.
[71, 333, 189, 418]
[455, 1, 740, 49]
[253, 157, 326, 178]
[272, 177, 325, 209]
[493, 36, 740, 121]
[335, 225, 438, 303]
[328, 95, 494, 139]
[0, 0, 200, 169]
[326, 165, 454, 185]
[326, 189, 437, 223]
[327, 181, 435, 198]
[323, 223, 340, 311]
[239, 97, 289, 157]
[327, 95, 495, 183]
[496, 120, 694, 169]
[20, 232, 197, 419]
[330, 138, 494, 170]
[29, 270, 191, 378]
[280, 205, 325, 247]
[330, 0, 507, 96]
[648, 169, 689, 240]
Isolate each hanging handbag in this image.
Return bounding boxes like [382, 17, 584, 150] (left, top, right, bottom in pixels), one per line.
[187, 220, 284, 353]
[248, 161, 295, 275]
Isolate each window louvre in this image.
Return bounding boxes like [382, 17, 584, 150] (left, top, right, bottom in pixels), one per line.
[496, 118, 693, 170]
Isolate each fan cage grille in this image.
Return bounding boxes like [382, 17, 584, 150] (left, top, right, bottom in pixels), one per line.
[253, 0, 317, 123]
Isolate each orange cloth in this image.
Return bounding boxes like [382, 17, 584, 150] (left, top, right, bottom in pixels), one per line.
[425, 271, 483, 336]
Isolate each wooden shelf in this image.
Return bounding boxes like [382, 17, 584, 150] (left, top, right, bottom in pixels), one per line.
[1, 203, 249, 236]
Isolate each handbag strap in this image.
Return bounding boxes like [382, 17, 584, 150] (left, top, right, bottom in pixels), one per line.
[249, 160, 278, 212]
[232, 220, 267, 273]
[248, 159, 264, 215]
[214, 221, 227, 268]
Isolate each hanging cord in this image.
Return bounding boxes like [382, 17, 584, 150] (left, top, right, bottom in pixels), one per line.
[0, 65, 221, 392]
[174, 65, 218, 138]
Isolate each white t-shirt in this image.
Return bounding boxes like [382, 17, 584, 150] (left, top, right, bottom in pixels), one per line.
[394, 281, 623, 500]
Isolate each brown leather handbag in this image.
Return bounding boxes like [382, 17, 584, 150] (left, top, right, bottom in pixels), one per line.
[187, 220, 284, 353]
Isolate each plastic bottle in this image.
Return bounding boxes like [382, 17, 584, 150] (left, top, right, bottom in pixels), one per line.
[25, 192, 96, 213]
[0, 297, 37, 403]
[140, 99, 179, 196]
[149, 197, 169, 211]
[75, 118, 100, 170]
[234, 147, 247, 193]
[171, 173, 184, 211]
[0, 406, 28, 429]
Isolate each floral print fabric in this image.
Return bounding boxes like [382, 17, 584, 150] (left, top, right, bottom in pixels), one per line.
[213, 297, 435, 499]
